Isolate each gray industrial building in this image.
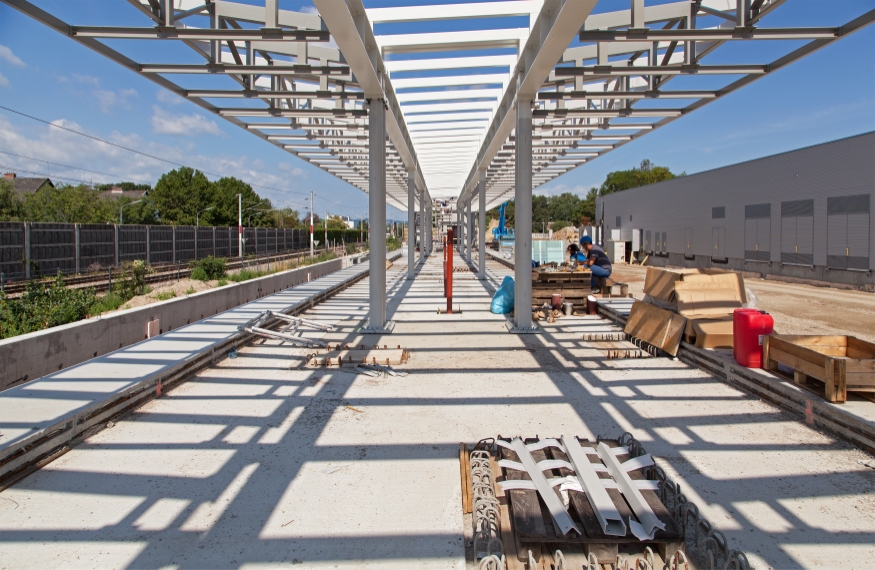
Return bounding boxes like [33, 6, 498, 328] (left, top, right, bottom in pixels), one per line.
[598, 132, 874, 288]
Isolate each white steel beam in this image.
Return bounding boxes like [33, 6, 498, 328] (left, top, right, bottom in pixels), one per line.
[462, 0, 600, 203]
[314, 0, 427, 197]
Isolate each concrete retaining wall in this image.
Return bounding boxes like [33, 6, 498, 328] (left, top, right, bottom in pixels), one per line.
[0, 257, 349, 390]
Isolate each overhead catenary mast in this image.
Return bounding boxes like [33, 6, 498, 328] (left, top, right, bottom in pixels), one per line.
[310, 191, 314, 258]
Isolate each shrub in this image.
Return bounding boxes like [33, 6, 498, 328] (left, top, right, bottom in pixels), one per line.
[190, 266, 208, 281]
[114, 260, 153, 299]
[185, 286, 196, 295]
[387, 237, 401, 251]
[0, 274, 97, 339]
[216, 279, 228, 287]
[155, 290, 176, 301]
[190, 256, 227, 280]
[345, 243, 358, 255]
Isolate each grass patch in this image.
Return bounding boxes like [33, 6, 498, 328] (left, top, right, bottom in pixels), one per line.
[185, 286, 196, 295]
[216, 279, 228, 287]
[155, 290, 177, 301]
[226, 268, 269, 282]
[89, 292, 127, 316]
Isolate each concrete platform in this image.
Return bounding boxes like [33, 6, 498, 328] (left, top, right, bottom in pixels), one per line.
[0, 251, 874, 569]
[0, 256, 393, 485]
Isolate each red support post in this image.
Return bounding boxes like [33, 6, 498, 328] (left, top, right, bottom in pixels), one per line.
[446, 227, 453, 313]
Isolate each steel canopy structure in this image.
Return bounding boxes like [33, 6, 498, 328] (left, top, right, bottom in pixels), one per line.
[4, 0, 872, 332]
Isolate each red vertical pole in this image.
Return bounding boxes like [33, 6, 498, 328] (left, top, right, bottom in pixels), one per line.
[446, 227, 453, 313]
[443, 234, 448, 297]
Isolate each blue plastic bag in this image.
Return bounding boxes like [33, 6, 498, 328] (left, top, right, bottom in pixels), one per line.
[490, 276, 515, 314]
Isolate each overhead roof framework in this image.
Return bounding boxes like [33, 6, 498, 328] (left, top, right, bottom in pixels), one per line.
[459, 0, 875, 210]
[4, 0, 871, 214]
[1, 0, 428, 211]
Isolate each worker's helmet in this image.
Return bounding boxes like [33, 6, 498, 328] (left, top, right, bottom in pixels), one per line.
[580, 235, 592, 245]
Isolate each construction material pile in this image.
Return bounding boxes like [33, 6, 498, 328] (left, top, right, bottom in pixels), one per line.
[551, 226, 579, 242]
[639, 267, 749, 350]
[460, 433, 751, 569]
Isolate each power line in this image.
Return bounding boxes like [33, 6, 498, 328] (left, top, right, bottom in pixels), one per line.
[0, 150, 153, 186]
[0, 105, 312, 198]
[0, 163, 95, 187]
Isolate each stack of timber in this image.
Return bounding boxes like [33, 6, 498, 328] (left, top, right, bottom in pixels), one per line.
[494, 436, 683, 565]
[763, 335, 875, 403]
[531, 269, 592, 307]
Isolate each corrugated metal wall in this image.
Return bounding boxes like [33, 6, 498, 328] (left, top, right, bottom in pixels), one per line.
[600, 133, 874, 284]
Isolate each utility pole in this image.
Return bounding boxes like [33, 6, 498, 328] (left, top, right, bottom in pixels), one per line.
[324, 210, 327, 252]
[309, 191, 314, 258]
[237, 193, 242, 258]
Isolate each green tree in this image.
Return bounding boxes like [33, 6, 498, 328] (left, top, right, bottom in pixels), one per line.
[483, 159, 678, 231]
[0, 178, 23, 221]
[23, 184, 116, 223]
[149, 167, 213, 225]
[211, 176, 269, 227]
[599, 159, 677, 196]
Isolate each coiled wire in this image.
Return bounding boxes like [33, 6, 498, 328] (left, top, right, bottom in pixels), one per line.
[470, 440, 504, 566]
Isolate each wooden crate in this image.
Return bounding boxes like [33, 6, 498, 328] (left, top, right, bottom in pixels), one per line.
[763, 335, 875, 403]
[497, 437, 683, 564]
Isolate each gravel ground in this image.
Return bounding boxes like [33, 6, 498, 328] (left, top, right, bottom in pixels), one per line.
[611, 264, 875, 342]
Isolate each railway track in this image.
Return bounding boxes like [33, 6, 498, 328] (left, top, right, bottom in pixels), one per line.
[0, 245, 361, 297]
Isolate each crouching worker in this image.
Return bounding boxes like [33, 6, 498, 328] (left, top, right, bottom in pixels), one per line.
[580, 235, 612, 292]
[566, 243, 585, 265]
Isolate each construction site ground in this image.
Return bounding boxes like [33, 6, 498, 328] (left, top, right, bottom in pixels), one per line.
[611, 264, 875, 343]
[0, 252, 874, 569]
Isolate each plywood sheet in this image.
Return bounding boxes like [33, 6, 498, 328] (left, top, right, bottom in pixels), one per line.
[623, 301, 686, 356]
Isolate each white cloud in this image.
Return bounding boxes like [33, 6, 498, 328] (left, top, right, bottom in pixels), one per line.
[299, 5, 318, 15]
[156, 89, 184, 105]
[151, 105, 223, 136]
[0, 112, 311, 201]
[0, 45, 25, 67]
[93, 88, 138, 113]
[278, 162, 306, 178]
[0, 72, 8, 88]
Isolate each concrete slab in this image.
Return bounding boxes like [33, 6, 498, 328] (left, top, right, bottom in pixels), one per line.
[0, 251, 873, 569]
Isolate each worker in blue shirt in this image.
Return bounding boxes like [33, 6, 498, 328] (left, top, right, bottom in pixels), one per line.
[580, 235, 612, 292]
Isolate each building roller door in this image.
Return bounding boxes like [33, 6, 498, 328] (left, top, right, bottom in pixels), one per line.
[745, 203, 771, 262]
[781, 199, 814, 265]
[828, 194, 870, 270]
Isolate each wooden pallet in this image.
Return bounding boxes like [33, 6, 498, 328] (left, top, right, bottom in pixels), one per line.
[497, 437, 684, 564]
[763, 335, 875, 403]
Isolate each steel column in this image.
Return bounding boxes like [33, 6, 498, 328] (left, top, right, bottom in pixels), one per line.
[512, 101, 534, 331]
[366, 99, 389, 331]
[466, 195, 473, 259]
[407, 168, 415, 279]
[478, 169, 486, 278]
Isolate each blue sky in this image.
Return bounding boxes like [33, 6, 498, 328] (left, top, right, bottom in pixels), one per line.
[0, 0, 873, 219]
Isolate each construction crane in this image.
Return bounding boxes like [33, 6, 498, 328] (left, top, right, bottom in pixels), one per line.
[492, 201, 513, 240]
